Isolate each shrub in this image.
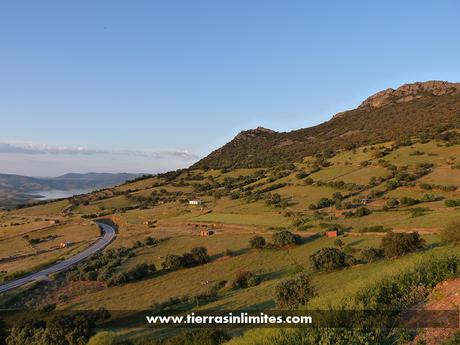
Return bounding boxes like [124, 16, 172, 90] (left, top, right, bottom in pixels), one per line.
[247, 275, 261, 287]
[409, 207, 429, 218]
[334, 239, 345, 248]
[400, 197, 419, 206]
[249, 236, 266, 249]
[355, 207, 371, 217]
[360, 247, 384, 262]
[380, 232, 426, 258]
[386, 198, 399, 208]
[233, 271, 259, 289]
[145, 236, 158, 245]
[440, 220, 460, 244]
[161, 254, 183, 270]
[310, 247, 348, 272]
[358, 225, 391, 233]
[304, 177, 314, 185]
[272, 230, 301, 247]
[445, 199, 460, 207]
[190, 247, 210, 265]
[274, 272, 316, 309]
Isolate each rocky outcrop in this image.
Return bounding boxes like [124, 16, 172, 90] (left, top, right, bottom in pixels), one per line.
[359, 81, 460, 109]
[234, 127, 276, 140]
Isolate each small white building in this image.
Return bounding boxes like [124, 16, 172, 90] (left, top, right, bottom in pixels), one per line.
[188, 199, 202, 205]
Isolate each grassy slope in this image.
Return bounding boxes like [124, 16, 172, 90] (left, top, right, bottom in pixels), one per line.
[1, 136, 460, 343]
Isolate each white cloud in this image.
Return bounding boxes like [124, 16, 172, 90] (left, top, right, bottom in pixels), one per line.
[0, 140, 201, 176]
[0, 140, 198, 159]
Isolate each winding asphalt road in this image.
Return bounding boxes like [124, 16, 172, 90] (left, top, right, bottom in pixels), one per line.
[0, 222, 116, 294]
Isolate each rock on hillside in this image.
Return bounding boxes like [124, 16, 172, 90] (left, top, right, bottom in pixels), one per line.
[359, 81, 460, 109]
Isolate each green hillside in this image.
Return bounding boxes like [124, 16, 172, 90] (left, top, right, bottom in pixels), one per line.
[2, 81, 460, 345]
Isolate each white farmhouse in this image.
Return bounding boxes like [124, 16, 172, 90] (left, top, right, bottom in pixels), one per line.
[188, 199, 203, 205]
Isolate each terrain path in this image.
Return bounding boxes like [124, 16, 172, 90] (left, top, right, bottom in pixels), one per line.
[0, 222, 116, 293]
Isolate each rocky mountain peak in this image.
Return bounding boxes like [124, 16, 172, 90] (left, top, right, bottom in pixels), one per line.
[234, 126, 276, 140]
[359, 80, 460, 109]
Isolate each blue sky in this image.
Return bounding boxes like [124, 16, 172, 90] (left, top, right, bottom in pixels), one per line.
[1, 0, 459, 176]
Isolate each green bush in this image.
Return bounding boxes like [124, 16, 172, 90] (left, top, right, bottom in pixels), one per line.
[161, 254, 183, 271]
[310, 247, 349, 272]
[440, 220, 460, 244]
[274, 272, 316, 309]
[249, 236, 266, 249]
[400, 197, 419, 206]
[272, 230, 301, 247]
[333, 239, 344, 248]
[380, 232, 425, 258]
[386, 198, 399, 208]
[233, 271, 259, 289]
[445, 199, 460, 207]
[360, 247, 384, 262]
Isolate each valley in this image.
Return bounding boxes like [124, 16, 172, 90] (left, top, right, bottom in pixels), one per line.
[1, 82, 460, 344]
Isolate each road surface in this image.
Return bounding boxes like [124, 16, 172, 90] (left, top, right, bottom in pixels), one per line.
[0, 222, 116, 293]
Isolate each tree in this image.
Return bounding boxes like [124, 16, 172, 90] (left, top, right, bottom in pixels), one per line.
[333, 239, 344, 248]
[162, 254, 183, 271]
[272, 230, 301, 247]
[249, 236, 266, 249]
[310, 247, 348, 272]
[145, 236, 158, 245]
[380, 232, 426, 258]
[440, 220, 460, 244]
[190, 247, 210, 265]
[274, 272, 316, 309]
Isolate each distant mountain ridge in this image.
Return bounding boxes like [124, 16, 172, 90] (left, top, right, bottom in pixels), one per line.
[192, 81, 460, 169]
[0, 172, 143, 208]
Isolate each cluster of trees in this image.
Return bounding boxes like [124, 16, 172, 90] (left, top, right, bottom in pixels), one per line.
[151, 289, 219, 313]
[380, 232, 425, 258]
[161, 247, 210, 271]
[107, 263, 157, 286]
[357, 225, 391, 233]
[445, 199, 460, 207]
[24, 234, 57, 245]
[314, 180, 363, 191]
[384, 163, 433, 191]
[343, 207, 371, 218]
[264, 193, 289, 208]
[249, 230, 301, 250]
[65, 246, 136, 283]
[420, 183, 458, 192]
[4, 309, 109, 345]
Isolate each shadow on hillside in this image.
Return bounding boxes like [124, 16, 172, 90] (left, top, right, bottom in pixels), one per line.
[299, 233, 321, 244]
[209, 247, 251, 262]
[347, 239, 364, 246]
[258, 270, 285, 282]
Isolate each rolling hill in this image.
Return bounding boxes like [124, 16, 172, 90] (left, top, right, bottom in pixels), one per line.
[1, 81, 460, 344]
[0, 172, 143, 208]
[193, 81, 460, 169]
